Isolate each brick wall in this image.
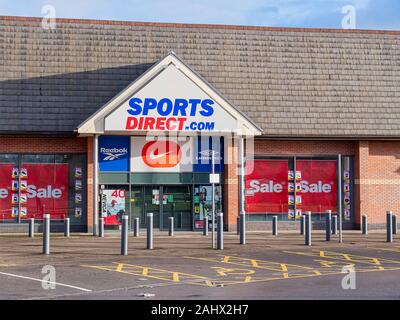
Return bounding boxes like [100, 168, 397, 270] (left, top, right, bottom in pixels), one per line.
[0, 136, 87, 153]
[356, 141, 400, 226]
[224, 137, 239, 231]
[254, 140, 355, 156]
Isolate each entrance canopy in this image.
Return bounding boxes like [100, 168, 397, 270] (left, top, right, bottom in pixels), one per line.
[77, 52, 262, 137]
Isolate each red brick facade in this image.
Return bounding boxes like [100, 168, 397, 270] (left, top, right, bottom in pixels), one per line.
[0, 135, 399, 231]
[355, 141, 400, 227]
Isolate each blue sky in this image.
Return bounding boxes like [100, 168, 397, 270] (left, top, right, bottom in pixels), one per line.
[0, 0, 399, 30]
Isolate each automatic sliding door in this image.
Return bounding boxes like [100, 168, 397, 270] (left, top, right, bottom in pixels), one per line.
[162, 186, 192, 230]
[144, 186, 161, 229]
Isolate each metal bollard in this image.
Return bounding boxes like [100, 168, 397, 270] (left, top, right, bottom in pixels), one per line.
[217, 212, 224, 250]
[169, 217, 174, 236]
[387, 211, 393, 243]
[239, 212, 246, 245]
[42, 214, 50, 255]
[64, 217, 70, 237]
[362, 215, 368, 235]
[203, 216, 209, 236]
[300, 215, 305, 235]
[237, 216, 240, 235]
[332, 215, 338, 235]
[272, 216, 278, 236]
[99, 217, 104, 238]
[133, 217, 139, 237]
[392, 215, 398, 235]
[121, 215, 128, 255]
[28, 218, 35, 238]
[147, 212, 153, 250]
[326, 210, 332, 241]
[305, 212, 312, 246]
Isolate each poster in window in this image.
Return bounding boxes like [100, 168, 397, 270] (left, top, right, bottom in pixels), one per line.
[22, 163, 68, 219]
[101, 189, 125, 225]
[75, 180, 82, 191]
[11, 207, 18, 218]
[12, 168, 18, 178]
[295, 160, 337, 213]
[20, 207, 27, 217]
[245, 160, 289, 213]
[75, 167, 82, 178]
[11, 180, 18, 191]
[20, 168, 27, 178]
[20, 180, 27, 191]
[75, 207, 82, 218]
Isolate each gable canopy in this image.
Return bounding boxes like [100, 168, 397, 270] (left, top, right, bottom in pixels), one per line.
[77, 52, 263, 137]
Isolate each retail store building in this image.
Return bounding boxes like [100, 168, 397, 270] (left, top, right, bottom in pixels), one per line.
[0, 16, 399, 233]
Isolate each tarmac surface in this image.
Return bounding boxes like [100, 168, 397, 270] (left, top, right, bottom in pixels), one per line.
[1, 230, 400, 300]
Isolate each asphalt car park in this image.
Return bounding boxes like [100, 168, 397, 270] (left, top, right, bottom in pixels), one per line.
[1, 231, 400, 300]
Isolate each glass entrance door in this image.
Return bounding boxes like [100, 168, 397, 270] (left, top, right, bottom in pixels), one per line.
[130, 185, 193, 230]
[162, 186, 192, 230]
[143, 186, 161, 229]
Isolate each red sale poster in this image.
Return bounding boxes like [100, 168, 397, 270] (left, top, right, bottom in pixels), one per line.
[245, 160, 289, 213]
[296, 160, 337, 212]
[22, 163, 69, 219]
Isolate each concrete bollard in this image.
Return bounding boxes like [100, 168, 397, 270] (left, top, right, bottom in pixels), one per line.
[392, 215, 398, 235]
[272, 216, 278, 236]
[326, 210, 332, 241]
[237, 216, 240, 235]
[147, 212, 153, 250]
[168, 217, 174, 236]
[121, 215, 128, 256]
[64, 217, 70, 237]
[300, 215, 305, 235]
[42, 214, 50, 255]
[362, 215, 368, 235]
[99, 217, 104, 238]
[387, 211, 393, 243]
[133, 217, 139, 237]
[305, 212, 312, 246]
[239, 212, 246, 245]
[332, 215, 338, 235]
[203, 216, 209, 236]
[217, 212, 224, 250]
[28, 218, 35, 238]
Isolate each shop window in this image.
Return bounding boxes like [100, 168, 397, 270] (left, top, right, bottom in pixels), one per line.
[0, 153, 87, 229]
[245, 156, 354, 223]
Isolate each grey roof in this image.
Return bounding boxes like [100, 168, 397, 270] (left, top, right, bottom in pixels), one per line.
[0, 16, 400, 138]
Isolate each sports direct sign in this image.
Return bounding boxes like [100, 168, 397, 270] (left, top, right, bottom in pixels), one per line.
[245, 160, 337, 213]
[104, 64, 236, 133]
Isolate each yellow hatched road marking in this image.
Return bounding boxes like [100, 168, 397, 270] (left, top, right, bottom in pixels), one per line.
[284, 250, 400, 267]
[81, 262, 213, 286]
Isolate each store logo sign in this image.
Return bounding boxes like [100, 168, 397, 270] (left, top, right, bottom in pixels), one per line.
[125, 97, 216, 132]
[142, 141, 182, 168]
[100, 147, 129, 161]
[99, 136, 130, 172]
